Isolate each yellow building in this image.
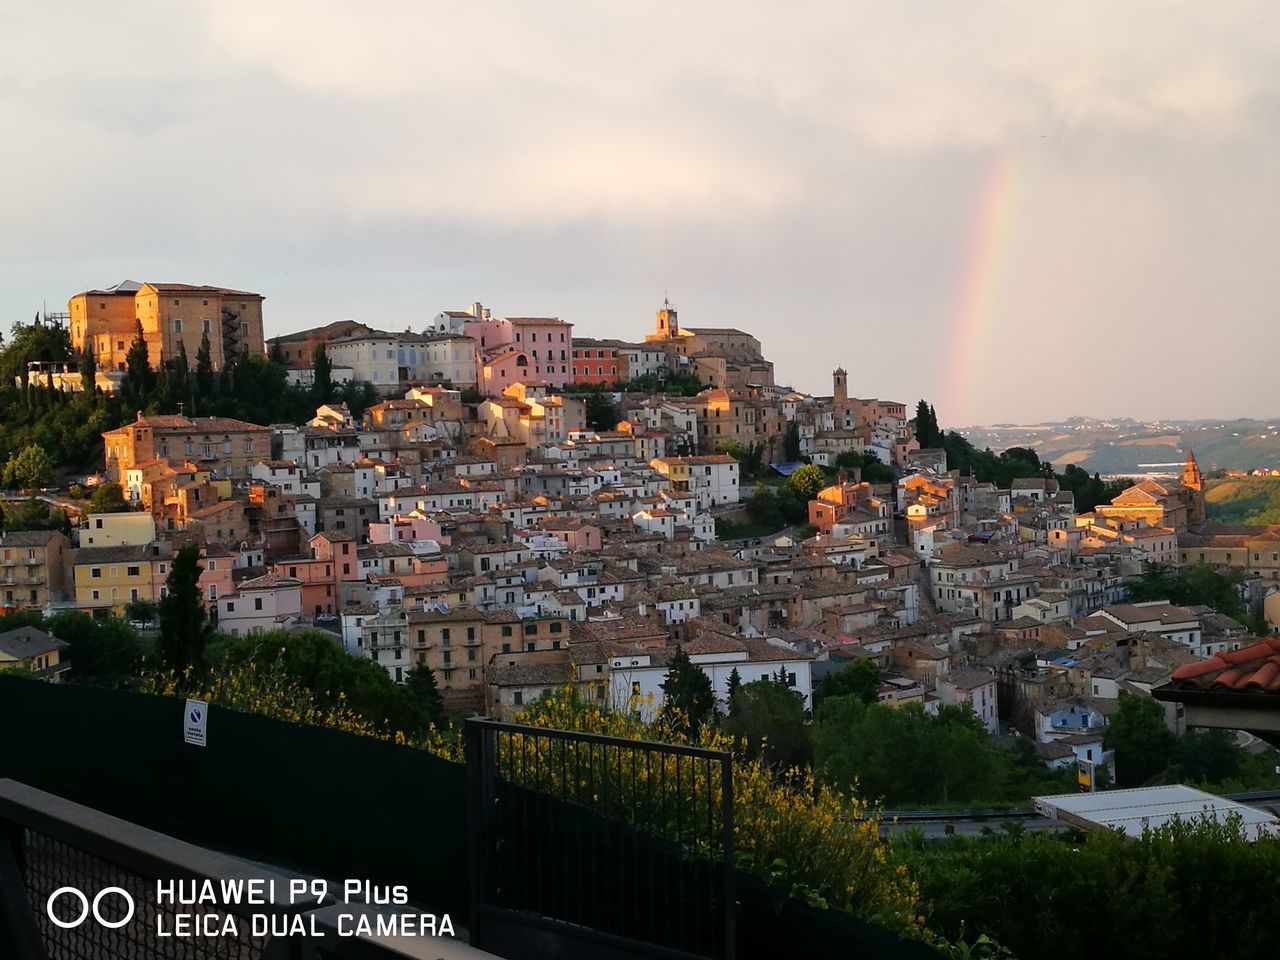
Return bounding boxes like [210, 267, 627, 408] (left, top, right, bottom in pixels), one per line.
[69, 280, 265, 376]
[71, 545, 157, 617]
[0, 625, 69, 680]
[79, 511, 157, 548]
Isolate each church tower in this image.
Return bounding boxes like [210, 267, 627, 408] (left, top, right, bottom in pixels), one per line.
[655, 299, 679, 339]
[1181, 449, 1205, 527]
[829, 368, 849, 417]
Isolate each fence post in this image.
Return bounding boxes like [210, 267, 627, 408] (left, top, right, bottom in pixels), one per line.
[0, 823, 48, 960]
[464, 717, 490, 949]
[720, 756, 735, 960]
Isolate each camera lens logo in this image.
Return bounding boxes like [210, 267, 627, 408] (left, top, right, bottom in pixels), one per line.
[46, 887, 135, 930]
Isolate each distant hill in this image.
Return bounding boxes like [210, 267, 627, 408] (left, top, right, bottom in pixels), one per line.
[1204, 476, 1280, 525]
[956, 418, 1280, 476]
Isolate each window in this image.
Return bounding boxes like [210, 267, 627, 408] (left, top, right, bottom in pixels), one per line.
[90, 568, 101, 579]
[549, 622, 562, 634]
[203, 319, 211, 333]
[254, 597, 263, 611]
[126, 566, 139, 576]
[443, 651, 452, 665]
[173, 319, 183, 333]
[513, 692, 524, 706]
[501, 643, 511, 654]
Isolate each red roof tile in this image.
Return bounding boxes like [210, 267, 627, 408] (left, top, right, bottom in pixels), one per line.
[1170, 638, 1280, 692]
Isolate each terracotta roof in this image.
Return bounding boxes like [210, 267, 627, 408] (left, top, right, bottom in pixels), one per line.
[1169, 638, 1280, 692]
[147, 283, 261, 296]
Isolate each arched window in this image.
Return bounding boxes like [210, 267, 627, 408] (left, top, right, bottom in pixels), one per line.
[515, 354, 529, 366]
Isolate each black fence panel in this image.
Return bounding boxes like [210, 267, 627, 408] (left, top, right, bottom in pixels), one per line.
[0, 675, 468, 919]
[466, 718, 734, 960]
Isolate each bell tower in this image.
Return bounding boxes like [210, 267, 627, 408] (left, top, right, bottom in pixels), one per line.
[655, 298, 679, 339]
[833, 367, 848, 407]
[1181, 449, 1205, 527]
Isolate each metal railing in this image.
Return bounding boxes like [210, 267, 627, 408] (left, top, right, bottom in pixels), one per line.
[465, 717, 735, 960]
[0, 780, 470, 960]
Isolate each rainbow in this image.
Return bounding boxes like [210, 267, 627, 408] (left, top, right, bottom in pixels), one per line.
[941, 153, 1021, 425]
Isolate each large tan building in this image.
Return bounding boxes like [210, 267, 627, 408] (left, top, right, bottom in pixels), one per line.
[1092, 452, 1205, 534]
[0, 530, 71, 611]
[644, 303, 774, 388]
[69, 280, 265, 374]
[103, 413, 272, 484]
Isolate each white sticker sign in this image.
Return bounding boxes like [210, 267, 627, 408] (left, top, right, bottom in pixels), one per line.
[184, 698, 208, 747]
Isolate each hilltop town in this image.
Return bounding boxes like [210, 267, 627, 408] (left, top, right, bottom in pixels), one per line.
[3, 281, 1280, 787]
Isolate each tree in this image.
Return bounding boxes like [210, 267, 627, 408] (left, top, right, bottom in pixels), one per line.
[48, 612, 143, 683]
[195, 333, 215, 404]
[784, 421, 802, 461]
[660, 645, 716, 733]
[405, 665, 445, 727]
[725, 666, 743, 714]
[814, 699, 1009, 805]
[2, 497, 65, 532]
[720, 439, 766, 480]
[269, 339, 286, 365]
[123, 320, 154, 409]
[775, 483, 808, 524]
[1176, 729, 1245, 784]
[745, 483, 783, 528]
[834, 450, 894, 484]
[1104, 691, 1178, 787]
[723, 678, 810, 771]
[816, 658, 880, 706]
[1127, 562, 1249, 622]
[585, 392, 621, 432]
[123, 597, 158, 626]
[341, 381, 379, 420]
[158, 341, 192, 413]
[3, 444, 54, 490]
[157, 544, 213, 671]
[787, 463, 826, 502]
[209, 629, 427, 733]
[311, 342, 333, 403]
[88, 481, 130, 513]
[914, 400, 937, 447]
[78, 346, 97, 395]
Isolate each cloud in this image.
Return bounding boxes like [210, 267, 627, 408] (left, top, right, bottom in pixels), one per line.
[2, 2, 1279, 422]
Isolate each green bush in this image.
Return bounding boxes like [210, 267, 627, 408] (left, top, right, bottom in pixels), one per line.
[906, 815, 1280, 960]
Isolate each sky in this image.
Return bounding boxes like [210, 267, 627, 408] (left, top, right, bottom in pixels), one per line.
[2, 1, 1278, 426]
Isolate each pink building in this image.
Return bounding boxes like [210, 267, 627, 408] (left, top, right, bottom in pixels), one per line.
[467, 316, 573, 395]
[368, 515, 448, 546]
[219, 574, 303, 637]
[538, 518, 602, 552]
